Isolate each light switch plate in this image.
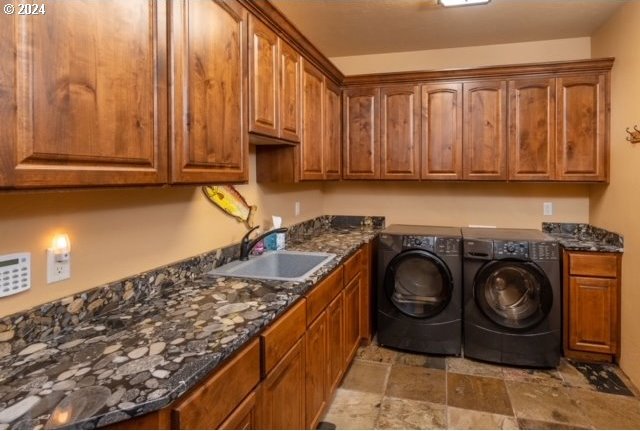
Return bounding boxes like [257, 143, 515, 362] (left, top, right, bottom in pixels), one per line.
[47, 250, 70, 284]
[294, 201, 301, 216]
[543, 202, 553, 216]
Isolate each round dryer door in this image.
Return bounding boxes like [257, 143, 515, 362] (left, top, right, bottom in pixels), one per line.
[384, 250, 453, 318]
[474, 260, 553, 330]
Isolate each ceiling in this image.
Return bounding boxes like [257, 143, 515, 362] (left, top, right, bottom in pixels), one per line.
[270, 0, 626, 57]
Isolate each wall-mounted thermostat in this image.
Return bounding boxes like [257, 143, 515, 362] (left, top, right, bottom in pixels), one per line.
[0, 253, 30, 297]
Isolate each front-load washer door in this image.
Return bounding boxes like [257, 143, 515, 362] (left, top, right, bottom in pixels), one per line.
[474, 260, 553, 330]
[384, 250, 453, 318]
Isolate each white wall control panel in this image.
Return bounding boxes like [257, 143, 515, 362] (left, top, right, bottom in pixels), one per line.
[0, 253, 30, 297]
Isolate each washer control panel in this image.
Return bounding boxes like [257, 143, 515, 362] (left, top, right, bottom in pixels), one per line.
[403, 236, 434, 251]
[404, 236, 460, 255]
[530, 241, 559, 261]
[494, 241, 529, 258]
[436, 238, 461, 256]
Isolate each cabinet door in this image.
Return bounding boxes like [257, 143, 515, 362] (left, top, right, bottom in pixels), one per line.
[343, 87, 380, 179]
[556, 74, 608, 182]
[569, 276, 618, 354]
[343, 276, 361, 367]
[248, 15, 279, 138]
[279, 40, 301, 142]
[305, 312, 328, 429]
[359, 242, 373, 342]
[300, 60, 325, 180]
[324, 79, 342, 180]
[219, 391, 257, 430]
[380, 85, 420, 180]
[463, 81, 507, 180]
[421, 83, 463, 180]
[170, 0, 248, 183]
[508, 78, 555, 181]
[1, 0, 168, 188]
[327, 293, 345, 395]
[257, 337, 306, 430]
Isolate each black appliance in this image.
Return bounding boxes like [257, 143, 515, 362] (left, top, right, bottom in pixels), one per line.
[377, 225, 462, 355]
[462, 228, 561, 368]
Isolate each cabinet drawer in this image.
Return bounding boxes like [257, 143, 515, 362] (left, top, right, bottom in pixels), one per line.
[306, 267, 344, 325]
[172, 339, 260, 430]
[569, 253, 618, 277]
[261, 299, 307, 374]
[344, 248, 363, 283]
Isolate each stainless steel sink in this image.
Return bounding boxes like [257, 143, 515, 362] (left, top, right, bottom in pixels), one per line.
[207, 250, 336, 282]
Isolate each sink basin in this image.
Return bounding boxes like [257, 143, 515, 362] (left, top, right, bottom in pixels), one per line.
[207, 250, 336, 282]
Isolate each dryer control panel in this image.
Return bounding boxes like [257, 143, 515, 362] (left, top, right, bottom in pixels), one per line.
[436, 238, 461, 256]
[403, 236, 434, 251]
[494, 241, 529, 259]
[530, 242, 559, 261]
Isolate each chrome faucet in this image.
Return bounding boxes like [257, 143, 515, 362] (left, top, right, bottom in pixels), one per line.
[239, 226, 288, 261]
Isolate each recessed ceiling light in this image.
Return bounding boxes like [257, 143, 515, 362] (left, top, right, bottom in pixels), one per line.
[439, 0, 491, 7]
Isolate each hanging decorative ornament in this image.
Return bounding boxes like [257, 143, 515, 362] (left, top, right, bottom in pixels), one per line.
[202, 185, 257, 228]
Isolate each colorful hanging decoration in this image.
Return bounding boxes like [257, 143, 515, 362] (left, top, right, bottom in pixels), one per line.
[202, 185, 257, 228]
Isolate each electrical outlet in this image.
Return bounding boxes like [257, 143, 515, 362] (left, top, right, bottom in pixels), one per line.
[294, 201, 301, 216]
[47, 250, 70, 284]
[543, 202, 553, 216]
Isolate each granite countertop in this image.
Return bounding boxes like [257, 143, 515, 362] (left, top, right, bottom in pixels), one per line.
[0, 224, 380, 430]
[542, 223, 624, 253]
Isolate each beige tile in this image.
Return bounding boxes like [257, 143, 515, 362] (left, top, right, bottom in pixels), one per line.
[447, 357, 504, 378]
[506, 380, 591, 428]
[447, 373, 513, 416]
[321, 388, 383, 430]
[447, 406, 518, 430]
[557, 358, 592, 390]
[375, 396, 446, 430]
[517, 418, 591, 430]
[569, 386, 640, 429]
[385, 364, 446, 404]
[356, 344, 398, 364]
[341, 359, 390, 394]
[395, 352, 446, 370]
[502, 365, 564, 387]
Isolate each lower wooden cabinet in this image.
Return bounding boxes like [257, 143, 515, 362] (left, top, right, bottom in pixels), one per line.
[563, 250, 622, 362]
[327, 292, 345, 395]
[343, 275, 361, 367]
[219, 391, 258, 430]
[305, 311, 328, 429]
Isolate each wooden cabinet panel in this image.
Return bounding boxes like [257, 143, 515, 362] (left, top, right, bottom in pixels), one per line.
[248, 15, 279, 138]
[380, 85, 420, 179]
[305, 312, 328, 429]
[327, 293, 345, 394]
[279, 40, 301, 142]
[324, 80, 343, 180]
[463, 81, 507, 180]
[343, 248, 363, 285]
[170, 0, 248, 183]
[569, 276, 617, 354]
[306, 267, 344, 325]
[421, 83, 463, 180]
[257, 337, 306, 430]
[343, 276, 361, 367]
[556, 74, 608, 182]
[261, 299, 306, 375]
[359, 242, 373, 343]
[171, 339, 260, 429]
[219, 390, 257, 430]
[343, 87, 380, 179]
[508, 78, 555, 181]
[569, 253, 618, 278]
[2, 0, 167, 188]
[300, 60, 325, 180]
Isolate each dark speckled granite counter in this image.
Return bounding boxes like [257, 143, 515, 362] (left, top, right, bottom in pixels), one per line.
[0, 216, 382, 430]
[542, 223, 623, 253]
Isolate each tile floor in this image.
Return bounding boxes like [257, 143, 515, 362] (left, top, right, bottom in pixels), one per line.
[321, 343, 640, 429]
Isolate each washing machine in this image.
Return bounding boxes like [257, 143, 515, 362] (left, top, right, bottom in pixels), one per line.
[462, 228, 561, 368]
[377, 225, 462, 355]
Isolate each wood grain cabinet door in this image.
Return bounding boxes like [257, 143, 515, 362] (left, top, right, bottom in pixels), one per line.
[300, 60, 325, 180]
[0, 0, 168, 188]
[327, 292, 345, 395]
[170, 0, 248, 184]
[279, 40, 301, 142]
[380, 85, 420, 180]
[324, 79, 342, 180]
[343, 276, 361, 368]
[343, 87, 380, 179]
[305, 312, 328, 430]
[556, 74, 608, 182]
[219, 391, 258, 430]
[248, 15, 279, 138]
[569, 276, 617, 354]
[463, 81, 508, 180]
[421, 83, 463, 180]
[508, 78, 556, 181]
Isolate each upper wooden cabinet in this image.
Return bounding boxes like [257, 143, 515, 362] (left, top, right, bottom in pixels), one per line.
[300, 60, 325, 180]
[421, 83, 463, 180]
[380, 85, 421, 180]
[556, 73, 608, 182]
[324, 80, 343, 180]
[463, 80, 508, 181]
[0, 0, 168, 188]
[170, 0, 248, 184]
[508, 78, 556, 181]
[248, 15, 301, 143]
[343, 87, 381, 179]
